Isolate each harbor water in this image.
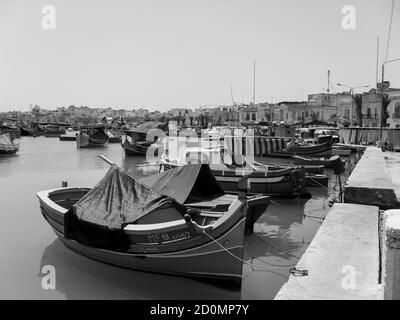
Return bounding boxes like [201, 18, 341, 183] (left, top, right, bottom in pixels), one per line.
[0, 137, 358, 299]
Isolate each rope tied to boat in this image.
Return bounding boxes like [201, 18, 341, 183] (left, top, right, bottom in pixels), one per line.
[270, 200, 325, 223]
[201, 229, 295, 272]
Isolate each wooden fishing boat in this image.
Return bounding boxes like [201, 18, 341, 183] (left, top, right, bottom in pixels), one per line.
[76, 126, 108, 148]
[122, 122, 168, 156]
[0, 124, 21, 138]
[36, 159, 266, 285]
[0, 133, 19, 155]
[44, 124, 66, 137]
[252, 136, 333, 157]
[141, 164, 270, 234]
[20, 124, 45, 136]
[293, 155, 345, 169]
[161, 147, 311, 198]
[106, 130, 122, 143]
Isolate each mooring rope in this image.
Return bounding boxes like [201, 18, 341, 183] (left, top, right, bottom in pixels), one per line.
[307, 177, 329, 189]
[201, 230, 294, 272]
[244, 240, 297, 268]
[270, 200, 325, 222]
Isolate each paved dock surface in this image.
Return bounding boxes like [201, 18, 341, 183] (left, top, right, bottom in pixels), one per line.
[275, 203, 380, 300]
[344, 147, 399, 209]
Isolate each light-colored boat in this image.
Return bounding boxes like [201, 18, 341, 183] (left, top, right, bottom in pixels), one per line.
[0, 133, 20, 155]
[161, 147, 311, 198]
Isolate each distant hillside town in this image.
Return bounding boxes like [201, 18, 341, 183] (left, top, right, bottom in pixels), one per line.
[1, 84, 400, 129]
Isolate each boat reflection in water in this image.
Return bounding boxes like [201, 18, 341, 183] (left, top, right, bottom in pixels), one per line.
[39, 239, 241, 300]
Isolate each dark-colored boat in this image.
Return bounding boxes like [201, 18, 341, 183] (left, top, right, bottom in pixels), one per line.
[76, 126, 108, 148]
[59, 133, 77, 141]
[122, 122, 168, 156]
[293, 155, 345, 169]
[106, 129, 122, 143]
[44, 124, 66, 137]
[20, 124, 45, 136]
[0, 124, 21, 138]
[0, 133, 20, 154]
[36, 162, 268, 285]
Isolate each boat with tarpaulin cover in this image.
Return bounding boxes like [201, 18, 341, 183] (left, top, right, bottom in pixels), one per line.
[0, 133, 19, 155]
[36, 161, 269, 284]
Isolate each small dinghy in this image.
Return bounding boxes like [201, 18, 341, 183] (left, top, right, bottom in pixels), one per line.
[0, 133, 20, 155]
[36, 157, 268, 284]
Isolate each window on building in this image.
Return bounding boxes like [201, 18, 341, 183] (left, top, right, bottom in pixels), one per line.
[246, 113, 250, 121]
[252, 113, 256, 121]
[367, 108, 371, 118]
[395, 103, 400, 118]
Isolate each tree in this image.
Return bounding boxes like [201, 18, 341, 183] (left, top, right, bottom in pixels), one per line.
[351, 94, 363, 127]
[381, 94, 393, 128]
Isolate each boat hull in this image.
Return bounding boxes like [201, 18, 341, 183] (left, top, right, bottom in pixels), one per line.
[0, 128, 21, 138]
[214, 174, 310, 198]
[37, 187, 246, 284]
[122, 140, 150, 156]
[76, 134, 108, 148]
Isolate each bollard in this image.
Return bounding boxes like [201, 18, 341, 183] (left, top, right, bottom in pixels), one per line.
[382, 210, 400, 300]
[376, 141, 385, 152]
[61, 181, 68, 188]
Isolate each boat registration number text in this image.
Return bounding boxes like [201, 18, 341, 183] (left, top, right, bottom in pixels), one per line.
[147, 230, 191, 243]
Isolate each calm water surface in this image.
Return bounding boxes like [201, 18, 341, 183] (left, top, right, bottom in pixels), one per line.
[0, 137, 359, 299]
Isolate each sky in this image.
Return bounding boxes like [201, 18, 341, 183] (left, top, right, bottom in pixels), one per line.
[0, 0, 399, 111]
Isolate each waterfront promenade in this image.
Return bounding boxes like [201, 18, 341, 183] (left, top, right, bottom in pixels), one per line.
[276, 148, 400, 300]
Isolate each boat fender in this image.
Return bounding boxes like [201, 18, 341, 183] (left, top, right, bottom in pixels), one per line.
[328, 155, 345, 175]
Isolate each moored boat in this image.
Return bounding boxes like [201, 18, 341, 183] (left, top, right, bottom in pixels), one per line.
[44, 124, 66, 137]
[161, 147, 311, 198]
[20, 124, 45, 136]
[293, 155, 345, 169]
[122, 122, 168, 156]
[76, 126, 108, 148]
[0, 124, 21, 138]
[141, 164, 270, 234]
[106, 130, 122, 143]
[0, 133, 20, 155]
[36, 161, 265, 285]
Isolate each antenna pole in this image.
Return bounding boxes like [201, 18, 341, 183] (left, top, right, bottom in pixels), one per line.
[376, 37, 380, 86]
[327, 70, 331, 94]
[253, 60, 256, 105]
[229, 82, 234, 105]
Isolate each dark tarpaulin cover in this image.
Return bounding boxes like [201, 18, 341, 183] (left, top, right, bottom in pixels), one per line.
[140, 164, 225, 204]
[64, 164, 187, 250]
